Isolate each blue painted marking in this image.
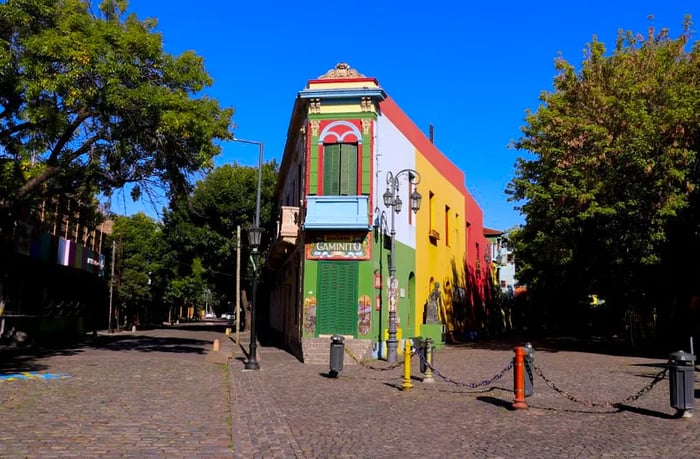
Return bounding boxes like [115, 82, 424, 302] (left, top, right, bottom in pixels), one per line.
[0, 372, 71, 381]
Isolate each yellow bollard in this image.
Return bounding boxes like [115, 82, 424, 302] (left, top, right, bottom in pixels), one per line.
[225, 327, 231, 336]
[402, 340, 413, 391]
[212, 339, 220, 352]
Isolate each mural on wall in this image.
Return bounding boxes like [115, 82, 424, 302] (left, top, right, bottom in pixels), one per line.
[303, 296, 317, 335]
[307, 234, 370, 260]
[357, 294, 371, 335]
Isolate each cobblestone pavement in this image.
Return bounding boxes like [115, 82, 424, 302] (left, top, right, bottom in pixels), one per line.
[0, 325, 233, 458]
[229, 336, 699, 459]
[1, 325, 699, 458]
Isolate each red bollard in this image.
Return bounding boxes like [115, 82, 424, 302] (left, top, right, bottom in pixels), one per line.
[512, 346, 528, 409]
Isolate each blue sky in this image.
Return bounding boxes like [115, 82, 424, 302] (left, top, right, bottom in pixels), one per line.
[118, 0, 698, 231]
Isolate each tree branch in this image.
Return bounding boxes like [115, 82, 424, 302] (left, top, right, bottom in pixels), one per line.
[47, 111, 91, 165]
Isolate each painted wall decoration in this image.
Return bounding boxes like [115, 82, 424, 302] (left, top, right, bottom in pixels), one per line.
[357, 294, 371, 335]
[307, 234, 370, 260]
[303, 296, 317, 335]
[0, 372, 71, 382]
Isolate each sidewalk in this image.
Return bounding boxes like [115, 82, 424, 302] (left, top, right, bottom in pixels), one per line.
[0, 324, 697, 458]
[227, 334, 700, 459]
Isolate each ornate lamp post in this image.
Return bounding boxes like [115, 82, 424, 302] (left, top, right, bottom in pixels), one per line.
[245, 225, 262, 370]
[373, 208, 388, 360]
[382, 169, 422, 362]
[233, 137, 264, 371]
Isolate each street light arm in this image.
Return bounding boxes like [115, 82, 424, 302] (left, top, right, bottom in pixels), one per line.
[232, 137, 264, 228]
[385, 169, 422, 188]
[232, 137, 262, 147]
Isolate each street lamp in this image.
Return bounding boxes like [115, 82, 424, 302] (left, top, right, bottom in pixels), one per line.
[383, 169, 422, 363]
[233, 137, 264, 371]
[373, 208, 389, 360]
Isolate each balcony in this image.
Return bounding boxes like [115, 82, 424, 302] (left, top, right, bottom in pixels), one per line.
[303, 196, 370, 231]
[268, 206, 300, 267]
[277, 206, 300, 243]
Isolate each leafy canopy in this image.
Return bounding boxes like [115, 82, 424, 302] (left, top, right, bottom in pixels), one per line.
[508, 17, 700, 314]
[0, 0, 233, 218]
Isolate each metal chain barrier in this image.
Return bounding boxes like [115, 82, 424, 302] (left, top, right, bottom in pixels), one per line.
[344, 346, 410, 371]
[416, 350, 514, 388]
[533, 362, 669, 409]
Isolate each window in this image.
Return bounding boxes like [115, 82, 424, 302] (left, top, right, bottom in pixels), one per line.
[445, 205, 450, 246]
[428, 191, 439, 243]
[322, 143, 358, 195]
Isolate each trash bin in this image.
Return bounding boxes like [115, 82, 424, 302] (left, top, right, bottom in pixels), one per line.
[524, 342, 535, 398]
[329, 335, 345, 377]
[669, 350, 695, 415]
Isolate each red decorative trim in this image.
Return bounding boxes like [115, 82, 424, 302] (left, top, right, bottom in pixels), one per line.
[317, 143, 324, 195]
[379, 97, 465, 192]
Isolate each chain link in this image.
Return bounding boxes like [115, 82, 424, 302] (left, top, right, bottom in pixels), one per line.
[416, 350, 514, 388]
[344, 346, 409, 371]
[533, 362, 669, 409]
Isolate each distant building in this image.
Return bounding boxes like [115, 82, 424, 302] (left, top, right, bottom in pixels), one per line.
[484, 228, 516, 295]
[265, 63, 492, 361]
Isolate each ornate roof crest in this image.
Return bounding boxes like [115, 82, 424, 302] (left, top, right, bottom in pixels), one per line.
[318, 62, 365, 79]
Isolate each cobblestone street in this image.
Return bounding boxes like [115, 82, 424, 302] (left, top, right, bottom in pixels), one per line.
[1, 324, 698, 458]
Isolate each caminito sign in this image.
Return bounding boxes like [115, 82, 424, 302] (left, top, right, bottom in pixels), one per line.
[307, 234, 370, 260]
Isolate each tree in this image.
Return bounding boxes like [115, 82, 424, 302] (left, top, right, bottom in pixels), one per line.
[508, 18, 700, 337]
[161, 161, 279, 315]
[0, 0, 233, 228]
[111, 212, 165, 325]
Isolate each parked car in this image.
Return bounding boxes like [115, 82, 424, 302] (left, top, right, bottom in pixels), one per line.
[222, 310, 245, 331]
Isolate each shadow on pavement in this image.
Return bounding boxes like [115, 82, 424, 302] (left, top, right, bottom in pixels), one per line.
[0, 332, 213, 374]
[89, 334, 211, 354]
[476, 395, 514, 410]
[448, 335, 671, 359]
[0, 346, 84, 373]
[614, 404, 678, 419]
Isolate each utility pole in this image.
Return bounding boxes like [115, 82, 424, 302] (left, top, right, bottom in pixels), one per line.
[235, 225, 241, 344]
[108, 240, 115, 333]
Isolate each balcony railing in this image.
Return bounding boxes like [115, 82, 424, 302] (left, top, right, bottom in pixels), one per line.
[303, 195, 370, 231]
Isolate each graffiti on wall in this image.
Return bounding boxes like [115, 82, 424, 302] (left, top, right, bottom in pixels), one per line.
[303, 296, 317, 335]
[357, 294, 371, 335]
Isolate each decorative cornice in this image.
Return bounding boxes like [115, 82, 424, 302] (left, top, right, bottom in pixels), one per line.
[309, 98, 321, 114]
[360, 97, 372, 112]
[361, 118, 371, 135]
[299, 88, 386, 101]
[318, 62, 365, 79]
[310, 120, 320, 136]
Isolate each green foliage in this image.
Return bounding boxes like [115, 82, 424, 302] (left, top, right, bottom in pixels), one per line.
[160, 161, 279, 312]
[0, 0, 233, 220]
[508, 18, 700, 333]
[111, 212, 165, 321]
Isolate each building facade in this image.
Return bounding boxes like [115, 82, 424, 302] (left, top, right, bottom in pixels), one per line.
[485, 228, 516, 295]
[267, 63, 492, 361]
[1, 197, 110, 346]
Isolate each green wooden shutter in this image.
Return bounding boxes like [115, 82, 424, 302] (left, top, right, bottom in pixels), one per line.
[323, 144, 340, 195]
[339, 144, 357, 196]
[317, 261, 358, 336]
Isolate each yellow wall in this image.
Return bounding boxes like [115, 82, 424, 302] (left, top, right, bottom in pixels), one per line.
[414, 151, 466, 335]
